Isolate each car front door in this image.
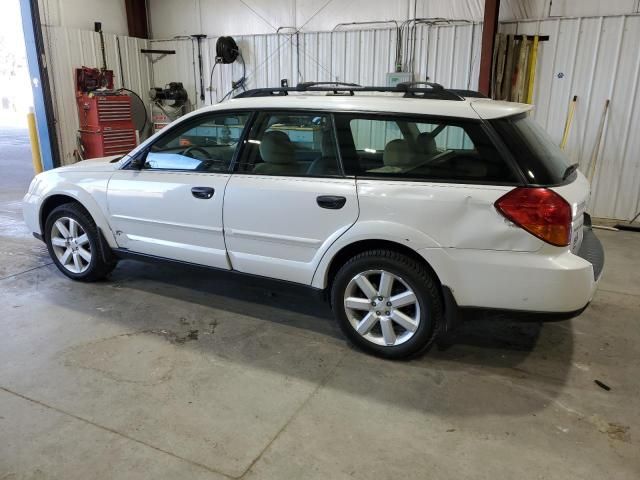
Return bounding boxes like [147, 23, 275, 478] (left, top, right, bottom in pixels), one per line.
[223, 111, 358, 284]
[107, 111, 250, 268]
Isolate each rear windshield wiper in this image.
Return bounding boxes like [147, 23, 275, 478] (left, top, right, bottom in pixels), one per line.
[562, 163, 579, 181]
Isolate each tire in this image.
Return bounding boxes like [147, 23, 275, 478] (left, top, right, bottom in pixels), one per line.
[330, 249, 443, 359]
[44, 203, 117, 281]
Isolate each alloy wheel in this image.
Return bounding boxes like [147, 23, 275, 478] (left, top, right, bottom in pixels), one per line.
[50, 216, 92, 274]
[343, 269, 421, 347]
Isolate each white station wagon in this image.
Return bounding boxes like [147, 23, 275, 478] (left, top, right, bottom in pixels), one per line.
[23, 82, 604, 358]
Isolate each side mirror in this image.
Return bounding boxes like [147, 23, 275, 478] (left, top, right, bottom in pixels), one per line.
[127, 150, 147, 170]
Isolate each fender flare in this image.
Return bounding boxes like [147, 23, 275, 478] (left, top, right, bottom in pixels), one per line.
[39, 185, 117, 248]
[311, 220, 442, 289]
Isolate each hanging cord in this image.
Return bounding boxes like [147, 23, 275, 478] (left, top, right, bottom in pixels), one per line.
[116, 88, 148, 135]
[116, 36, 125, 88]
[217, 52, 247, 103]
[208, 61, 219, 105]
[237, 52, 247, 91]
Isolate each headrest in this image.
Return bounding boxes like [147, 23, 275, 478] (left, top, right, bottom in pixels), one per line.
[383, 139, 415, 167]
[416, 132, 437, 154]
[259, 131, 295, 164]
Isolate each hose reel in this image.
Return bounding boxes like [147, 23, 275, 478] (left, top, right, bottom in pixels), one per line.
[216, 36, 239, 64]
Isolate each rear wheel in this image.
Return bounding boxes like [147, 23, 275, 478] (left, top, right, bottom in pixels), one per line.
[45, 203, 117, 281]
[331, 249, 443, 359]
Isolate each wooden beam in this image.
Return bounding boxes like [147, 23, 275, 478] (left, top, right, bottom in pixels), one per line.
[124, 0, 149, 39]
[478, 0, 500, 96]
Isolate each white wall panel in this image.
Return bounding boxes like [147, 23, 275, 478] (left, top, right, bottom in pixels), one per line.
[150, 13, 640, 220]
[503, 15, 640, 219]
[39, 0, 128, 35]
[147, 0, 639, 37]
[409, 23, 480, 89]
[43, 26, 151, 165]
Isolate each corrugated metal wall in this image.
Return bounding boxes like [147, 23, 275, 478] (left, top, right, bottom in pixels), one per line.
[44, 14, 640, 219]
[502, 15, 640, 220]
[151, 24, 480, 109]
[43, 26, 151, 165]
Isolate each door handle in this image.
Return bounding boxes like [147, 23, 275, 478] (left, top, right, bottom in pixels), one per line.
[316, 195, 346, 210]
[191, 186, 215, 199]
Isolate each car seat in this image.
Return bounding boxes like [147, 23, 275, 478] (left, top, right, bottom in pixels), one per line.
[367, 139, 418, 174]
[253, 131, 307, 175]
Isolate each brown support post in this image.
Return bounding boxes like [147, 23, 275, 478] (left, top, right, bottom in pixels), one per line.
[124, 0, 149, 39]
[478, 0, 500, 97]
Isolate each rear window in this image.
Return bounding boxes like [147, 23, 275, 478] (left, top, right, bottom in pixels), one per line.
[490, 113, 571, 185]
[335, 114, 517, 183]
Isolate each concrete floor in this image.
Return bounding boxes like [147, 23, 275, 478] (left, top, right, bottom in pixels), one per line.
[1, 126, 639, 480]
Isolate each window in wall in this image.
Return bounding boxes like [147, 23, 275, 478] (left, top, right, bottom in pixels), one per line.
[142, 113, 250, 172]
[335, 114, 517, 183]
[236, 112, 341, 177]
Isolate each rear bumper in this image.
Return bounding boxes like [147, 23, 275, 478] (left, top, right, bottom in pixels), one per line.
[576, 226, 604, 281]
[419, 228, 604, 315]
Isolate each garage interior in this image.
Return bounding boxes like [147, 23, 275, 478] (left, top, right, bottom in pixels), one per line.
[1, 0, 640, 478]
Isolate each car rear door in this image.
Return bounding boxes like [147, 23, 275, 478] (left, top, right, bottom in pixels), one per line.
[107, 111, 250, 268]
[223, 110, 358, 284]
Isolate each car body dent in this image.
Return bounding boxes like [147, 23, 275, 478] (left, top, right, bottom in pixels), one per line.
[310, 219, 443, 289]
[355, 179, 544, 251]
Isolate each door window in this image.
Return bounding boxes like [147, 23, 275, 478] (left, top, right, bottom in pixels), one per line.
[142, 113, 250, 172]
[335, 114, 517, 183]
[236, 112, 341, 177]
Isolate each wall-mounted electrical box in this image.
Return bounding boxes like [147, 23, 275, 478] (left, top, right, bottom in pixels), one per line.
[387, 72, 413, 87]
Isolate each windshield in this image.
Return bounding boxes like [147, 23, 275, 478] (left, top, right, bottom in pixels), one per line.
[491, 113, 571, 185]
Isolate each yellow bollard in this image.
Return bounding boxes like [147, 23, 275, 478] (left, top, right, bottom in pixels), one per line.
[525, 35, 539, 104]
[26, 107, 43, 174]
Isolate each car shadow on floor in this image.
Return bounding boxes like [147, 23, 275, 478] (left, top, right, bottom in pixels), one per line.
[36, 257, 576, 416]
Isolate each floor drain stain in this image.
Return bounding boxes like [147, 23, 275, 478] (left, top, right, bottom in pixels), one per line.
[152, 329, 199, 345]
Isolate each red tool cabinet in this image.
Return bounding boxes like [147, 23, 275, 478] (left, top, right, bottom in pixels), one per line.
[75, 68, 137, 159]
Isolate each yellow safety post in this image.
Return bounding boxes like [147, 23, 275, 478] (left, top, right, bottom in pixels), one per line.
[560, 95, 577, 150]
[525, 35, 539, 104]
[26, 107, 43, 174]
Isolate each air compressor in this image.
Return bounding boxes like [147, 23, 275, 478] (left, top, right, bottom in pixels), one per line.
[149, 82, 189, 132]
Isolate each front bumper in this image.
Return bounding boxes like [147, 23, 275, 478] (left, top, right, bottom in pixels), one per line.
[23, 192, 41, 237]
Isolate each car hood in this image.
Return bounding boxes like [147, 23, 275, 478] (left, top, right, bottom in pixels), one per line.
[54, 155, 124, 173]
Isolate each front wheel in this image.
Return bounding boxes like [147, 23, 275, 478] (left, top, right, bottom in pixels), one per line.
[45, 203, 117, 281]
[331, 249, 443, 359]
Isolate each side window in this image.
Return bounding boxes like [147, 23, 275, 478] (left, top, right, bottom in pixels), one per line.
[237, 112, 341, 177]
[351, 119, 403, 151]
[143, 113, 249, 172]
[416, 123, 475, 150]
[336, 114, 516, 183]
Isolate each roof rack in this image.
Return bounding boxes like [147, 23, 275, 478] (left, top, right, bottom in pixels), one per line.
[234, 82, 482, 101]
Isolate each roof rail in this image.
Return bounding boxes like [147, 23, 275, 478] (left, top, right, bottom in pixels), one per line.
[448, 89, 488, 98]
[234, 82, 467, 101]
[396, 81, 462, 100]
[396, 81, 444, 90]
[296, 81, 361, 90]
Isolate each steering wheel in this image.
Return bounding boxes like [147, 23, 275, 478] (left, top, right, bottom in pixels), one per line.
[182, 145, 211, 159]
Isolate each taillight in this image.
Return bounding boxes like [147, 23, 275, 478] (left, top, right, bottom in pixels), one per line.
[495, 187, 572, 247]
